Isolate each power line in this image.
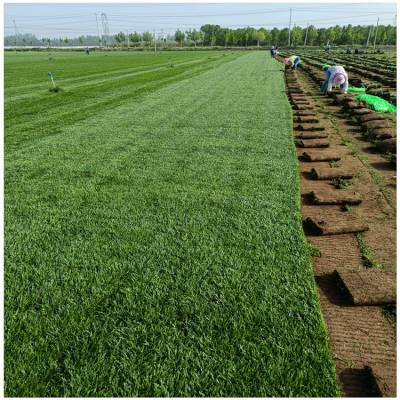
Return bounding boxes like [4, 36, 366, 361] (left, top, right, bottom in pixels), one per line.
[6, 9, 393, 26]
[4, 12, 395, 38]
[6, 5, 345, 20]
[7, 4, 393, 21]
[98, 11, 395, 27]
[105, 13, 394, 29]
[5, 16, 394, 33]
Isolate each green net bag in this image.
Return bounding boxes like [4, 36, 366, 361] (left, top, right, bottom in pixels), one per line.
[355, 94, 396, 113]
[348, 86, 366, 93]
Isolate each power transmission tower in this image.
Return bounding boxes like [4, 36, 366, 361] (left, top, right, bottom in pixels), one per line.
[13, 20, 19, 48]
[154, 30, 157, 52]
[126, 30, 129, 49]
[288, 8, 292, 47]
[373, 17, 379, 50]
[101, 13, 109, 47]
[95, 14, 101, 46]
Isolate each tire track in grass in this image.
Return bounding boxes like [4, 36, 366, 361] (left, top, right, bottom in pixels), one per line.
[5, 53, 242, 148]
[5, 54, 226, 103]
[4, 51, 213, 91]
[5, 52, 339, 396]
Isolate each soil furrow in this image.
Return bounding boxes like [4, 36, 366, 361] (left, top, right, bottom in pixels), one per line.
[283, 61, 396, 397]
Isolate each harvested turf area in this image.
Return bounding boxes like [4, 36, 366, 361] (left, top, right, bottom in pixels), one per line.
[5, 51, 339, 396]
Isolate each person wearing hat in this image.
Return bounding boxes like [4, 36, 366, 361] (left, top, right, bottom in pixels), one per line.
[284, 55, 301, 70]
[271, 46, 279, 58]
[321, 64, 349, 94]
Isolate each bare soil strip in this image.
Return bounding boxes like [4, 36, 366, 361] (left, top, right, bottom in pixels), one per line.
[284, 65, 396, 397]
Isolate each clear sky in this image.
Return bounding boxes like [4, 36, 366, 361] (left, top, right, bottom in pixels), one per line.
[4, 2, 397, 38]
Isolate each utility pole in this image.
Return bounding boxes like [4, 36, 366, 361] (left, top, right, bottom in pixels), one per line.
[154, 30, 157, 52]
[126, 31, 129, 49]
[373, 17, 379, 50]
[366, 25, 373, 47]
[95, 14, 101, 47]
[304, 23, 309, 49]
[288, 8, 292, 47]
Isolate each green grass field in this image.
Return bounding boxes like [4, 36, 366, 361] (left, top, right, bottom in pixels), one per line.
[5, 50, 339, 396]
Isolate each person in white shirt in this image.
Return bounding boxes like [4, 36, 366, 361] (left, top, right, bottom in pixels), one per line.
[321, 65, 349, 94]
[284, 55, 301, 70]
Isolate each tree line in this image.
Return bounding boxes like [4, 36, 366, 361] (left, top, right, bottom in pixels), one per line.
[5, 23, 396, 48]
[195, 24, 396, 47]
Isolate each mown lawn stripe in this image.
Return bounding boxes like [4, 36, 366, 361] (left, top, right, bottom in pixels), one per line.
[5, 51, 339, 397]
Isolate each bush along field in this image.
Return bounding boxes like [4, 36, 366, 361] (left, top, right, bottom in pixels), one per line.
[5, 51, 339, 396]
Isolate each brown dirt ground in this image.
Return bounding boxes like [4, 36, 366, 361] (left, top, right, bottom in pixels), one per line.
[285, 67, 396, 397]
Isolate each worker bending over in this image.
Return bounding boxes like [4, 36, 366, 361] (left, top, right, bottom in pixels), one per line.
[321, 64, 349, 94]
[284, 55, 301, 70]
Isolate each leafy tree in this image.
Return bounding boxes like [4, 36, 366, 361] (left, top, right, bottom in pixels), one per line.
[222, 29, 230, 47]
[186, 29, 201, 47]
[199, 30, 205, 46]
[129, 32, 142, 44]
[254, 30, 266, 47]
[339, 25, 353, 46]
[8, 23, 396, 49]
[142, 31, 153, 45]
[291, 26, 303, 46]
[243, 27, 255, 47]
[317, 28, 328, 45]
[228, 29, 236, 46]
[386, 25, 396, 44]
[114, 32, 126, 46]
[270, 28, 280, 47]
[325, 27, 337, 45]
[279, 28, 289, 46]
[192, 29, 201, 47]
[210, 33, 217, 47]
[214, 28, 225, 46]
[305, 25, 318, 46]
[174, 29, 185, 47]
[200, 24, 221, 46]
[260, 28, 270, 44]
